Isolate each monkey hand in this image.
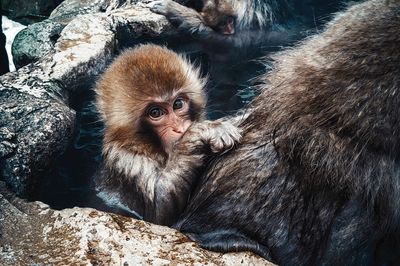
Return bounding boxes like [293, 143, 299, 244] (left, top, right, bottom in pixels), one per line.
[149, 0, 207, 35]
[195, 121, 242, 154]
[148, 0, 171, 15]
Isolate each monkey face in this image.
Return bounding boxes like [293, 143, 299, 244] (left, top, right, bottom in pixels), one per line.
[145, 95, 192, 153]
[200, 12, 236, 35]
[97, 45, 206, 158]
[200, 0, 236, 35]
[217, 16, 235, 35]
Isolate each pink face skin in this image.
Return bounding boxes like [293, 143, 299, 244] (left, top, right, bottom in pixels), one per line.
[220, 17, 235, 35]
[145, 95, 192, 153]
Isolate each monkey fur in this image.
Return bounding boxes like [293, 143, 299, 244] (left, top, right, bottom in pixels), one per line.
[174, 0, 400, 264]
[95, 44, 241, 225]
[150, 0, 290, 51]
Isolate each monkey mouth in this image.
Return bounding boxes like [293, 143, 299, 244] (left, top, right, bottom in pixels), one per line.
[222, 21, 235, 35]
[222, 31, 235, 35]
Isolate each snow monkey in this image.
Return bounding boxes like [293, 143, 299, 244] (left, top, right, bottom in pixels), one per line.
[173, 0, 400, 264]
[150, 0, 290, 49]
[95, 44, 241, 225]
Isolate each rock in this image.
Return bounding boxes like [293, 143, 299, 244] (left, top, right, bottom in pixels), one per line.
[0, 65, 75, 195]
[11, 0, 121, 70]
[49, 0, 123, 21]
[0, 182, 272, 265]
[12, 20, 64, 69]
[1, 0, 63, 25]
[11, 0, 173, 69]
[50, 13, 116, 89]
[0, 4, 121, 195]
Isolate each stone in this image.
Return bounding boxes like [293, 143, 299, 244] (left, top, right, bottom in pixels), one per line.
[1, 0, 63, 25]
[0, 182, 273, 265]
[12, 20, 64, 69]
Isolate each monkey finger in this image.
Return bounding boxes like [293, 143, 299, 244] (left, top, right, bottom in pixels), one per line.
[148, 0, 169, 15]
[209, 140, 224, 153]
[209, 136, 235, 153]
[208, 130, 241, 153]
[219, 122, 242, 143]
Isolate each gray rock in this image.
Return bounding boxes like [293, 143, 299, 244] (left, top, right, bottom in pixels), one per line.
[0, 64, 75, 195]
[1, 0, 62, 25]
[11, 0, 173, 70]
[1, 5, 119, 195]
[12, 20, 64, 69]
[0, 182, 272, 265]
[49, 0, 125, 21]
[10, 0, 122, 70]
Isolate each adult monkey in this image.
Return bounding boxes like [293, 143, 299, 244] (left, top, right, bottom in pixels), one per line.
[151, 0, 293, 49]
[174, 0, 400, 265]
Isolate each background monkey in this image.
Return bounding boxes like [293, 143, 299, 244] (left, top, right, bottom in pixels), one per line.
[150, 0, 292, 50]
[95, 44, 241, 226]
[197, 0, 236, 36]
[183, 0, 236, 36]
[150, 0, 363, 118]
[151, 0, 357, 49]
[150, 0, 296, 117]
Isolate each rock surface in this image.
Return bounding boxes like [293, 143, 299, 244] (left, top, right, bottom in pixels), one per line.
[0, 63, 75, 195]
[11, 0, 172, 69]
[12, 20, 64, 69]
[49, 0, 123, 21]
[1, 0, 63, 25]
[0, 182, 272, 265]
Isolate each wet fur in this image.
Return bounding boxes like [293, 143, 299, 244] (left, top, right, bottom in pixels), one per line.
[175, 0, 400, 264]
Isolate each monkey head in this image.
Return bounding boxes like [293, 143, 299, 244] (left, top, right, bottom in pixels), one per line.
[96, 44, 207, 158]
[200, 0, 236, 35]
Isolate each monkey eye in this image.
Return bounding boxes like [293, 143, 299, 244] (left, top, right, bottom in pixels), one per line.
[148, 106, 164, 119]
[173, 98, 185, 110]
[216, 16, 235, 35]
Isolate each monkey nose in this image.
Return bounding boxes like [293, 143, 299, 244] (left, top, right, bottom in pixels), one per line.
[173, 121, 190, 135]
[173, 126, 184, 134]
[172, 121, 185, 134]
[223, 22, 235, 35]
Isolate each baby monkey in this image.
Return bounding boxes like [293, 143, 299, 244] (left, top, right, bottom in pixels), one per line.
[95, 44, 240, 225]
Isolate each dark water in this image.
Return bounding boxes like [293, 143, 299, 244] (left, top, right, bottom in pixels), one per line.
[33, 88, 104, 209]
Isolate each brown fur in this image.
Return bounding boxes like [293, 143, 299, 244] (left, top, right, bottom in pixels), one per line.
[95, 44, 241, 225]
[96, 45, 206, 159]
[200, 0, 235, 30]
[175, 0, 400, 264]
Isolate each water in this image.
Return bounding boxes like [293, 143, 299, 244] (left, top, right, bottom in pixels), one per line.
[2, 16, 26, 72]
